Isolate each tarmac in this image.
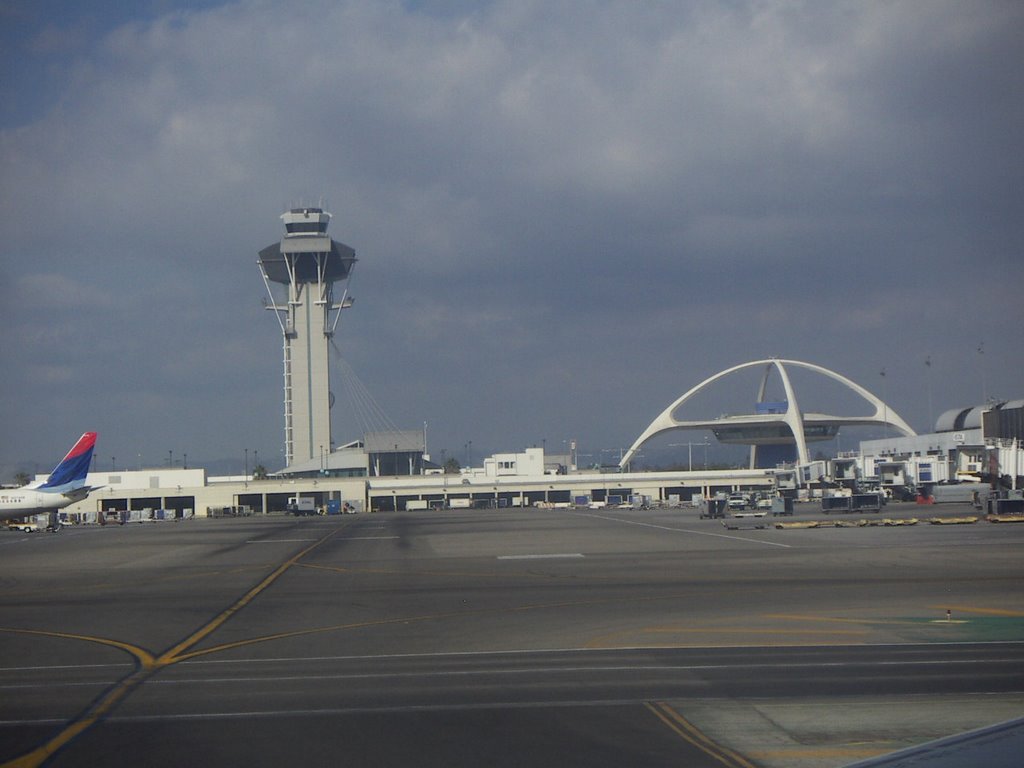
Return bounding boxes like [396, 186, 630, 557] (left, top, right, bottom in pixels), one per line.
[1, 499, 1022, 767]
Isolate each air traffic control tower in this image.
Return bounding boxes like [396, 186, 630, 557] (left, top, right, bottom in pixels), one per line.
[259, 207, 357, 467]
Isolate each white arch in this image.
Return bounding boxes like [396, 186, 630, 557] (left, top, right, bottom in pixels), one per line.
[619, 358, 916, 469]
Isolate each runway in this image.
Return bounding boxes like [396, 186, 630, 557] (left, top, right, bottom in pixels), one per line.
[2, 505, 1023, 766]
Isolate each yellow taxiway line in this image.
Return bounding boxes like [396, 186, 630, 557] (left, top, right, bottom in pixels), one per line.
[646, 701, 758, 768]
[1, 527, 342, 768]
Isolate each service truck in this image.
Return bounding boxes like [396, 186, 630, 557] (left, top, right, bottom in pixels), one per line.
[287, 496, 317, 516]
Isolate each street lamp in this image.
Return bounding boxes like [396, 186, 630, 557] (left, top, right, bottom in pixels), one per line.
[880, 368, 888, 441]
[978, 343, 987, 402]
[670, 442, 700, 471]
[924, 356, 934, 430]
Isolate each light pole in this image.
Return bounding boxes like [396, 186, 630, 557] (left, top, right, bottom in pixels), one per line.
[670, 442, 699, 471]
[880, 368, 888, 442]
[978, 343, 987, 402]
[924, 356, 934, 430]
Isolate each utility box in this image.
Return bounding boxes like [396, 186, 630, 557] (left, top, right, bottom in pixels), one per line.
[850, 493, 884, 512]
[700, 497, 728, 519]
[822, 496, 851, 513]
[823, 493, 883, 513]
[989, 496, 1024, 515]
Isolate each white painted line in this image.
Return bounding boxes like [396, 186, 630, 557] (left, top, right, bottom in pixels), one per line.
[568, 511, 792, 548]
[134, 656, 1024, 688]
[497, 553, 584, 560]
[175, 641, 1024, 669]
[245, 539, 318, 543]
[345, 536, 400, 540]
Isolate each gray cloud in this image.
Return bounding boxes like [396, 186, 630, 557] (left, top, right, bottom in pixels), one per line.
[1, 0, 1021, 475]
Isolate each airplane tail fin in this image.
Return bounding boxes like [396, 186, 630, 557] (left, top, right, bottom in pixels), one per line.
[38, 432, 97, 491]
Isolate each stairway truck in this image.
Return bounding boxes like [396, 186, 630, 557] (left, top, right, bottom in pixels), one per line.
[287, 496, 317, 516]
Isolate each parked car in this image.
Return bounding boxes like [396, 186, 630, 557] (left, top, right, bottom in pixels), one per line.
[727, 493, 750, 510]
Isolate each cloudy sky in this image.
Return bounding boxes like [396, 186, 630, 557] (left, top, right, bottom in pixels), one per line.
[1, 0, 1021, 477]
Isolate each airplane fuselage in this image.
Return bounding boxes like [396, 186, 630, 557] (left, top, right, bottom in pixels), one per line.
[0, 488, 81, 522]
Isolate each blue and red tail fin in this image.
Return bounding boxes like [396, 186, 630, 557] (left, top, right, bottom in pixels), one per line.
[39, 432, 97, 490]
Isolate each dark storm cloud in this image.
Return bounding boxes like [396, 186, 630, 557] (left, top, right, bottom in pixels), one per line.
[1, 0, 1021, 475]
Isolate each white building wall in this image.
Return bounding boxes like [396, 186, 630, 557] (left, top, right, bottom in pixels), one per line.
[476, 448, 545, 478]
[855, 428, 1022, 488]
[59, 475, 368, 519]
[36, 468, 208, 491]
[859, 430, 982, 460]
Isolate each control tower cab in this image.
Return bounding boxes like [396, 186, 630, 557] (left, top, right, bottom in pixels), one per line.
[259, 207, 357, 467]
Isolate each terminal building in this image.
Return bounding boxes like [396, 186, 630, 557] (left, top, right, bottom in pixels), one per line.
[53, 388, 1021, 523]
[37, 208, 1024, 523]
[855, 399, 1024, 495]
[59, 453, 776, 522]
